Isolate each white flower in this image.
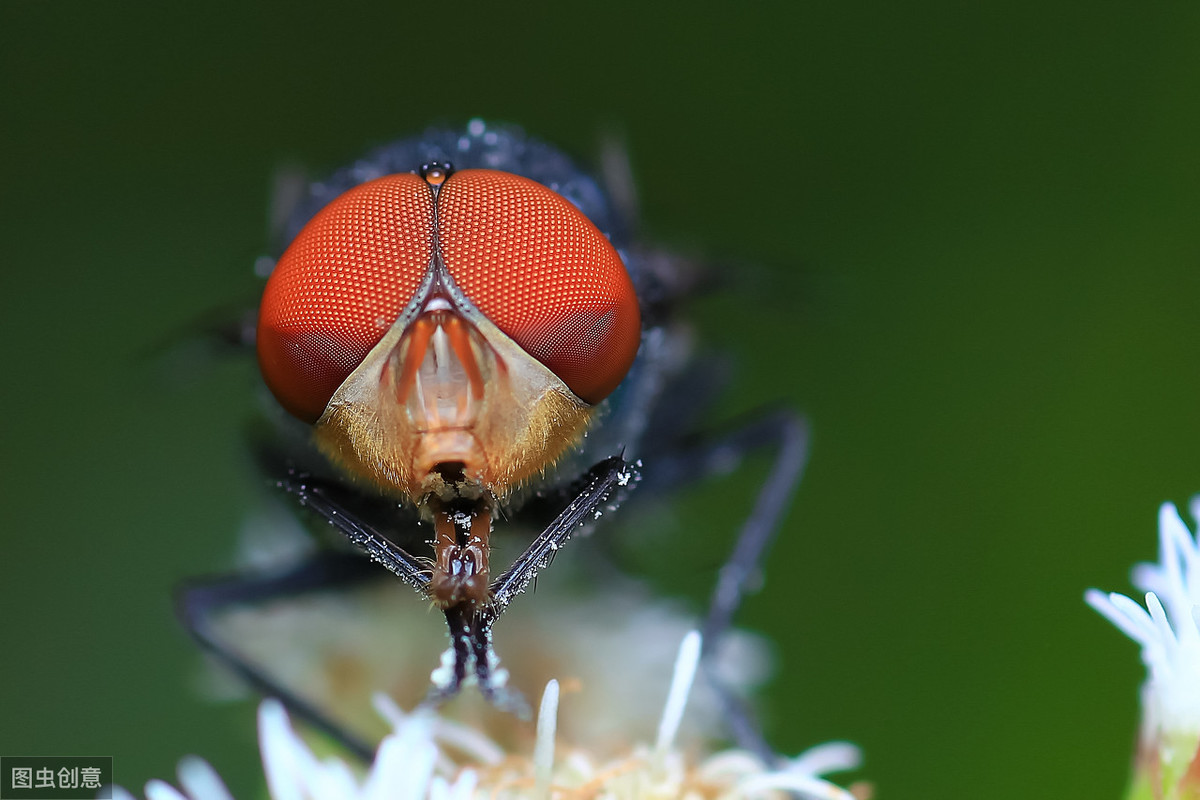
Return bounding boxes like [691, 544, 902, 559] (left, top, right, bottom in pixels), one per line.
[128, 632, 863, 800]
[1086, 498, 1200, 798]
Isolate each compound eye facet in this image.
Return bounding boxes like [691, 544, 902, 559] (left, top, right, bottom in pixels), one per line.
[257, 173, 435, 422]
[437, 170, 641, 404]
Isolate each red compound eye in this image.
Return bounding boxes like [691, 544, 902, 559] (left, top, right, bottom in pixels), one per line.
[437, 170, 641, 404]
[257, 173, 435, 422]
[257, 167, 641, 422]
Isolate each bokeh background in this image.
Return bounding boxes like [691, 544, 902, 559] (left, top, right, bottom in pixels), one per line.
[3, 3, 1199, 798]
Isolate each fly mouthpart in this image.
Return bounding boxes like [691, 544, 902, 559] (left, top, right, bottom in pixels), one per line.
[430, 497, 493, 609]
[421, 461, 488, 504]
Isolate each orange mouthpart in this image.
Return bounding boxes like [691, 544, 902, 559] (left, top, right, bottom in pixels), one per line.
[429, 504, 492, 608]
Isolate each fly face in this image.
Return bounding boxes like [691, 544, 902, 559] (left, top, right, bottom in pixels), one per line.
[182, 123, 806, 757]
[258, 158, 641, 609]
[239, 123, 673, 715]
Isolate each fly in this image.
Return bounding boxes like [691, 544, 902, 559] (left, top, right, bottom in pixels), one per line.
[179, 121, 809, 761]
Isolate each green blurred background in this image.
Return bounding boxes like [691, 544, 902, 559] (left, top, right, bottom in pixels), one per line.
[3, 2, 1199, 797]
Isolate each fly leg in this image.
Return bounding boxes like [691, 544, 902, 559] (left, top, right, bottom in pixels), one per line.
[697, 411, 810, 647]
[649, 410, 810, 761]
[178, 470, 435, 761]
[488, 455, 640, 611]
[177, 550, 386, 762]
[276, 473, 433, 593]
